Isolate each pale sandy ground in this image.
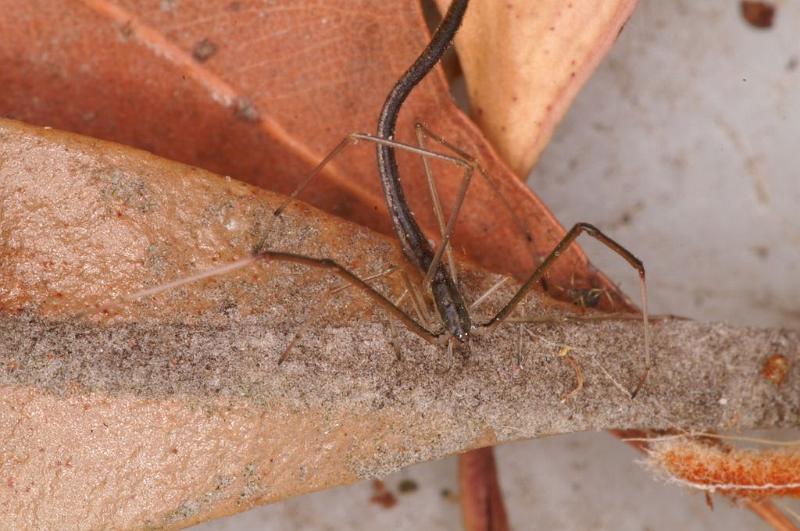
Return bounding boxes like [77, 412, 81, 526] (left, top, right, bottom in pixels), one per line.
[198, 2, 800, 529]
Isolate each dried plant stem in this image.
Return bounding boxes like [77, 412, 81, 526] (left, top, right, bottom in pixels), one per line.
[1, 120, 797, 528]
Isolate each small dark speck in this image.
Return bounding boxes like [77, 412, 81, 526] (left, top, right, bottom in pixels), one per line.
[228, 1, 242, 11]
[235, 97, 261, 123]
[119, 20, 134, 39]
[398, 479, 418, 493]
[193, 38, 218, 62]
[369, 480, 397, 509]
[740, 1, 775, 29]
[787, 56, 798, 71]
[751, 245, 769, 259]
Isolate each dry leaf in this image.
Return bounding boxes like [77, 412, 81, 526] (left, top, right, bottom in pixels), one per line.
[1, 121, 798, 528]
[436, 0, 637, 177]
[8, 1, 792, 529]
[0, 3, 645, 529]
[0, 0, 632, 307]
[650, 439, 800, 499]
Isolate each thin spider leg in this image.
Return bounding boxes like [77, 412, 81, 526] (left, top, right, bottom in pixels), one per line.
[268, 129, 479, 325]
[412, 123, 480, 289]
[273, 135, 358, 218]
[415, 123, 534, 244]
[257, 134, 364, 253]
[272, 132, 470, 220]
[329, 266, 398, 296]
[415, 126, 460, 284]
[328, 265, 433, 360]
[329, 265, 433, 327]
[508, 312, 650, 324]
[124, 256, 260, 301]
[477, 223, 651, 397]
[387, 288, 424, 361]
[119, 247, 442, 349]
[398, 268, 435, 326]
[558, 346, 584, 402]
[469, 276, 510, 312]
[276, 266, 408, 364]
[412, 122, 540, 301]
[516, 304, 525, 370]
[422, 162, 473, 289]
[519, 288, 530, 367]
[256, 250, 443, 347]
[433, 337, 456, 375]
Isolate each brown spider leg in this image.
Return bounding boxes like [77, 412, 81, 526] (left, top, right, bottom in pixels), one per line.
[258, 133, 472, 349]
[470, 275, 525, 370]
[476, 223, 651, 398]
[278, 266, 418, 364]
[365, 267, 440, 357]
[412, 122, 540, 294]
[434, 336, 457, 375]
[414, 123, 534, 243]
[469, 276, 511, 312]
[328, 266, 398, 296]
[515, 309, 525, 371]
[270, 130, 480, 335]
[121, 249, 444, 356]
[398, 268, 436, 327]
[415, 126, 462, 285]
[272, 133, 469, 220]
[255, 250, 444, 349]
[421, 160, 472, 291]
[386, 290, 411, 361]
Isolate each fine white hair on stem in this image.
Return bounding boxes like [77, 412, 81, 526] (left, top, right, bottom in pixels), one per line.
[623, 433, 800, 447]
[125, 256, 260, 301]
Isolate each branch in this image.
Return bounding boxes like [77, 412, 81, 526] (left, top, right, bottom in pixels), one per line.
[1, 119, 797, 528]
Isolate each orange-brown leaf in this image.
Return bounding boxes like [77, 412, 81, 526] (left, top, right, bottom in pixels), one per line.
[0, 0, 627, 307]
[437, 0, 637, 177]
